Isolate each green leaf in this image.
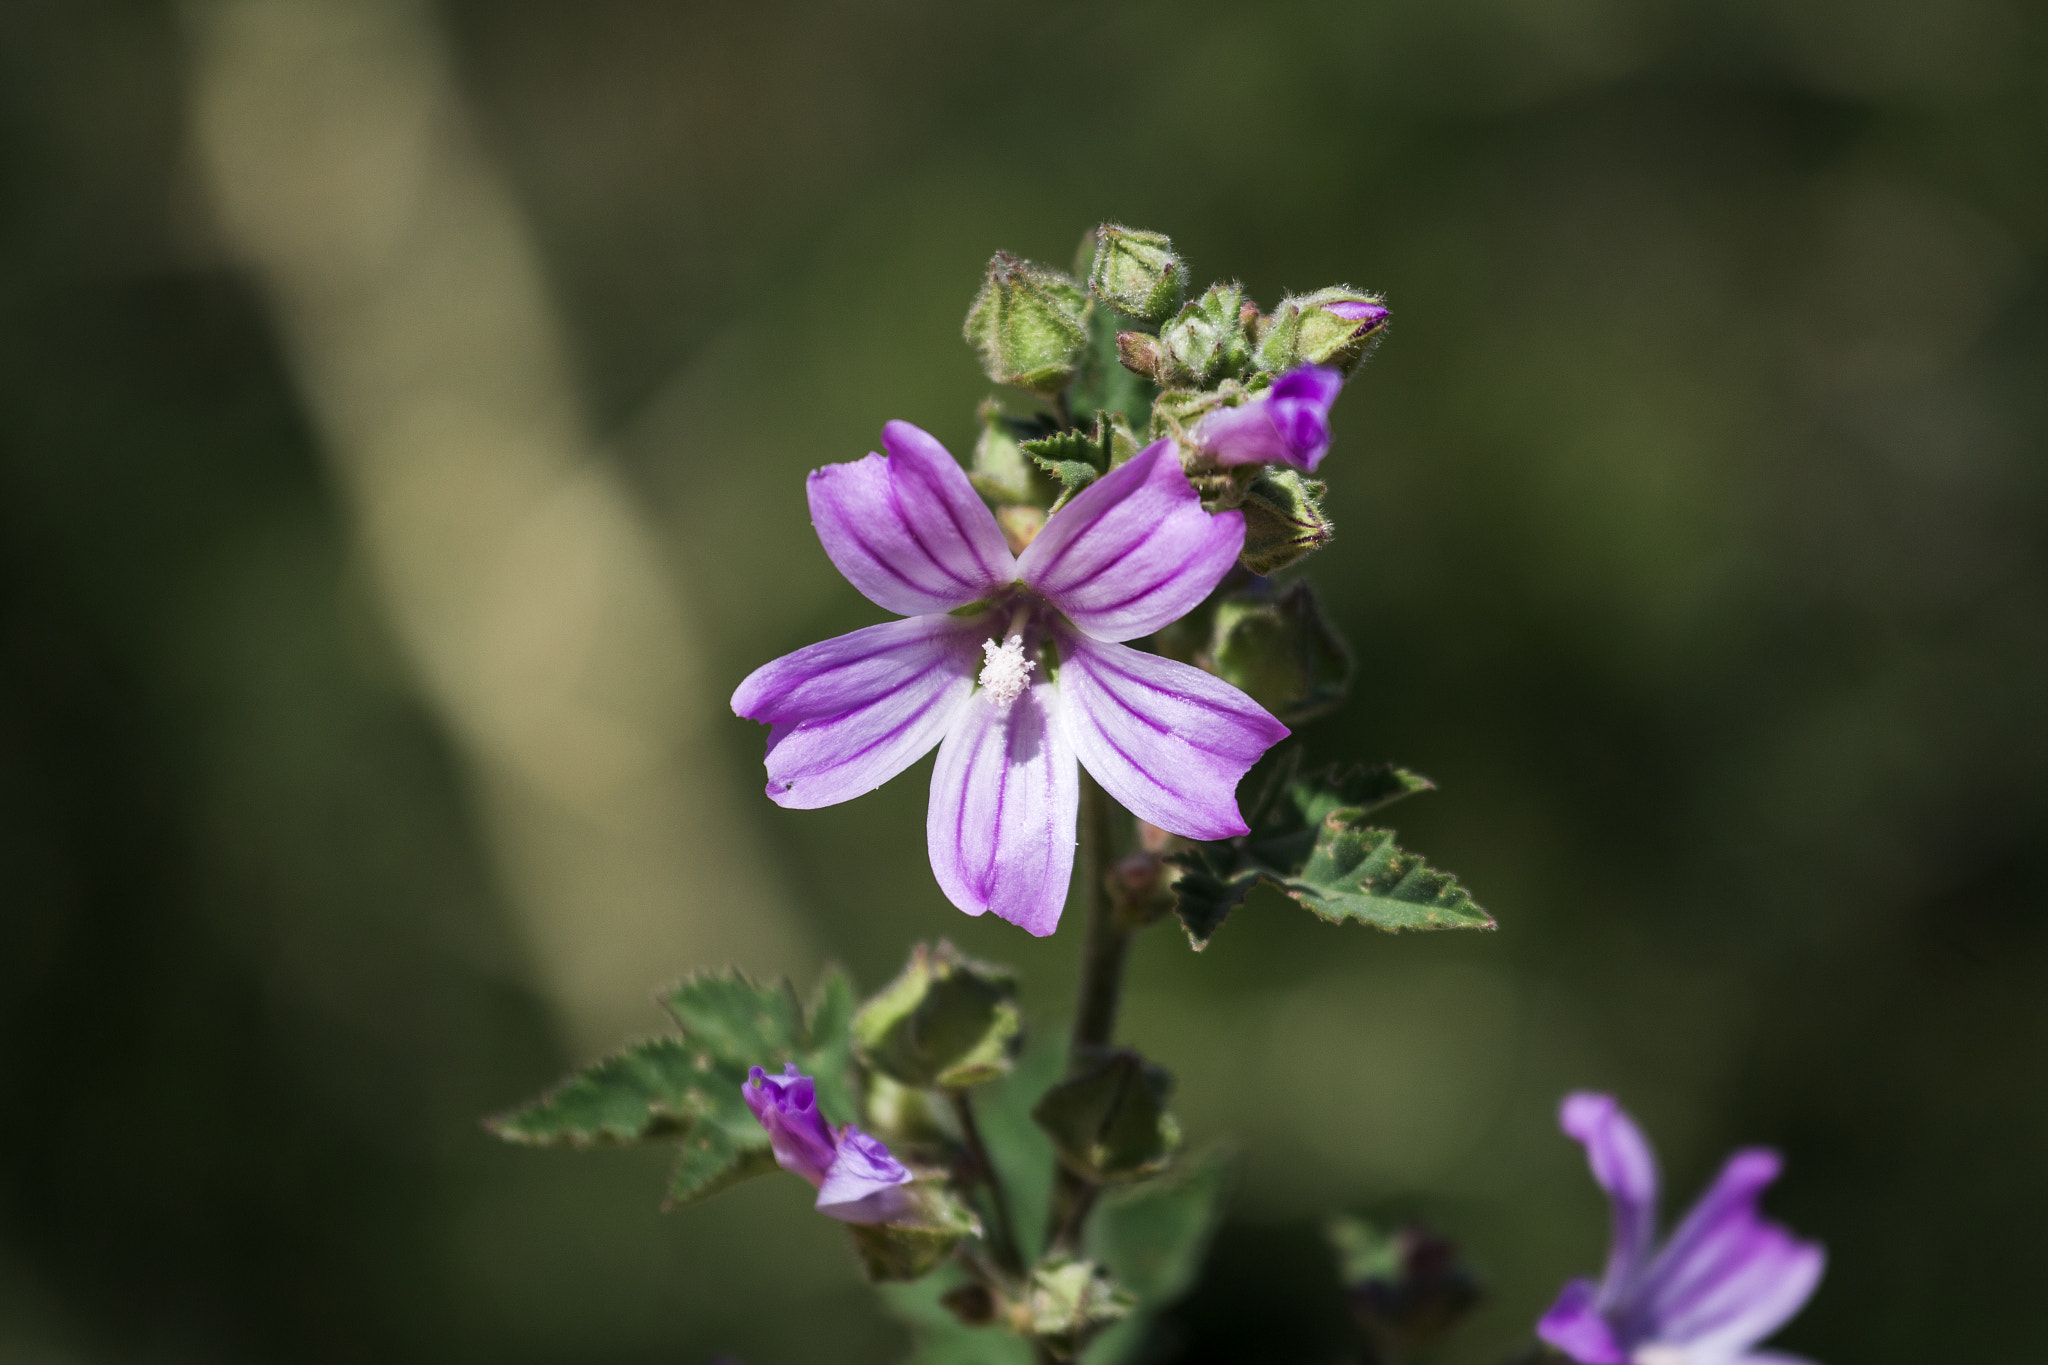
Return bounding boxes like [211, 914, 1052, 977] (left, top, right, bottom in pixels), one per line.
[488, 966, 859, 1210]
[1167, 755, 1488, 948]
[1087, 1149, 1235, 1307]
[1067, 297, 1155, 429]
[485, 1037, 706, 1147]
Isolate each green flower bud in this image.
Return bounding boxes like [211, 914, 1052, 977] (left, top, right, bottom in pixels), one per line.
[1327, 1216, 1482, 1360]
[1253, 287, 1388, 376]
[1157, 281, 1254, 387]
[852, 941, 1022, 1090]
[1211, 579, 1353, 725]
[1031, 1046, 1181, 1183]
[970, 398, 1046, 506]
[1238, 468, 1333, 574]
[1086, 224, 1188, 323]
[844, 1183, 982, 1282]
[964, 252, 1089, 395]
[1020, 1257, 1135, 1359]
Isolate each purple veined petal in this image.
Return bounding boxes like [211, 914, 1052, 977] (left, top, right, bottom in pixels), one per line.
[1194, 364, 1342, 473]
[815, 1127, 915, 1225]
[1631, 1148, 1784, 1322]
[1053, 630, 1288, 841]
[1536, 1278, 1628, 1365]
[1017, 441, 1244, 642]
[807, 420, 1018, 616]
[1643, 1224, 1824, 1359]
[926, 676, 1078, 936]
[742, 1064, 837, 1187]
[1559, 1092, 1662, 1306]
[731, 614, 984, 810]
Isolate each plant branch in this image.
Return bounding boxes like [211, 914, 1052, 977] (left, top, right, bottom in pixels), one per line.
[949, 1090, 1024, 1278]
[1045, 773, 1130, 1253]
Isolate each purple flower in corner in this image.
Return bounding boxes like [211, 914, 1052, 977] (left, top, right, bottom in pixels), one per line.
[1541, 1092, 1826, 1365]
[742, 1064, 914, 1224]
[1194, 364, 1344, 473]
[731, 424, 1290, 936]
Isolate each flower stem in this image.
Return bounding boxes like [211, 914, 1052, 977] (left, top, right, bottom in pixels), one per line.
[949, 1090, 1024, 1278]
[1045, 772, 1129, 1253]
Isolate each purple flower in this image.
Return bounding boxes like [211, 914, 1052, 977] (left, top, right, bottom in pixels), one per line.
[1540, 1092, 1826, 1365]
[1194, 364, 1344, 472]
[731, 423, 1290, 936]
[742, 1064, 914, 1225]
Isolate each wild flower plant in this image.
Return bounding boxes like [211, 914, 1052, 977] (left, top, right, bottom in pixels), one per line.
[488, 225, 1823, 1364]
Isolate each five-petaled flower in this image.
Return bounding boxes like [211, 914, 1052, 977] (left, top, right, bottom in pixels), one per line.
[742, 1064, 914, 1224]
[1540, 1092, 1826, 1365]
[731, 424, 1290, 935]
[1195, 363, 1343, 472]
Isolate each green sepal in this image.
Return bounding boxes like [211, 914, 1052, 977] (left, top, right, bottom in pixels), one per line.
[1208, 579, 1353, 725]
[1031, 1047, 1180, 1184]
[1253, 286, 1388, 376]
[1238, 468, 1333, 575]
[853, 940, 1023, 1090]
[965, 252, 1089, 396]
[1022, 1257, 1136, 1360]
[1167, 755, 1489, 948]
[1086, 224, 1187, 324]
[845, 1183, 984, 1283]
[486, 966, 858, 1210]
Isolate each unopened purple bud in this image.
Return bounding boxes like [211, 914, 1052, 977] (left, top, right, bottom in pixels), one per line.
[815, 1127, 916, 1224]
[1194, 364, 1343, 473]
[1324, 299, 1389, 327]
[742, 1064, 838, 1187]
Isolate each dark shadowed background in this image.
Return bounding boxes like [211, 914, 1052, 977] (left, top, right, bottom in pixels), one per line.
[3, 1, 2043, 1362]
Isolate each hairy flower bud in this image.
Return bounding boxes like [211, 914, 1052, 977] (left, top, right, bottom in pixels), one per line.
[1237, 468, 1333, 574]
[1254, 287, 1388, 376]
[1157, 281, 1254, 387]
[1086, 224, 1188, 323]
[852, 941, 1022, 1089]
[965, 252, 1089, 395]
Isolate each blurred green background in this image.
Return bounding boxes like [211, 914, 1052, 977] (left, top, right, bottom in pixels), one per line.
[3, 0, 2043, 1361]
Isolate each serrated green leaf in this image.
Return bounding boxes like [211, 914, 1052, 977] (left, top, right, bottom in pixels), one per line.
[659, 970, 806, 1069]
[485, 1037, 707, 1147]
[665, 1128, 776, 1208]
[803, 966, 860, 1122]
[1282, 819, 1493, 932]
[1169, 754, 1484, 947]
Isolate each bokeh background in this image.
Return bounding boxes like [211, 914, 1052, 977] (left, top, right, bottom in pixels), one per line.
[4, 0, 2044, 1361]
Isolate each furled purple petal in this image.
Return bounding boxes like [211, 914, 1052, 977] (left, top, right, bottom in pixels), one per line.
[926, 677, 1077, 936]
[1053, 631, 1288, 841]
[1647, 1229, 1823, 1361]
[1559, 1092, 1662, 1306]
[1016, 441, 1244, 642]
[1194, 364, 1343, 472]
[1325, 299, 1389, 326]
[815, 1127, 915, 1225]
[1631, 1150, 1823, 1357]
[731, 614, 984, 810]
[1536, 1279, 1628, 1365]
[742, 1064, 837, 1187]
[807, 420, 1017, 616]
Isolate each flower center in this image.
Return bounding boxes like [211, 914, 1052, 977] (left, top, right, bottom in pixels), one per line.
[977, 633, 1036, 705]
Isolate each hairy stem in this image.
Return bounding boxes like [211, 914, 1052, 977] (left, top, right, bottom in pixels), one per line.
[1045, 773, 1129, 1253]
[949, 1090, 1024, 1278]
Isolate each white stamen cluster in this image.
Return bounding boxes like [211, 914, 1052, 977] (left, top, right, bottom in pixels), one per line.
[978, 634, 1036, 706]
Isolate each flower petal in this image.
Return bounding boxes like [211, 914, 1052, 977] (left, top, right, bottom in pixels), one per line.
[926, 678, 1077, 936]
[1634, 1149, 1824, 1356]
[1560, 1092, 1662, 1307]
[742, 1064, 837, 1187]
[807, 420, 1017, 616]
[1053, 632, 1288, 840]
[1537, 1278, 1628, 1365]
[731, 614, 983, 810]
[815, 1127, 915, 1224]
[1195, 364, 1342, 472]
[1017, 441, 1244, 642]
